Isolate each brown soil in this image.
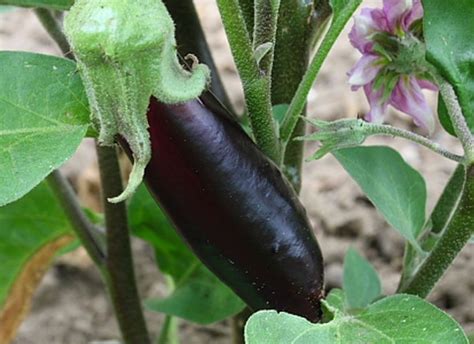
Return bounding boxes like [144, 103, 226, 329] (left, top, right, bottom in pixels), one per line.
[1, 1, 472, 343]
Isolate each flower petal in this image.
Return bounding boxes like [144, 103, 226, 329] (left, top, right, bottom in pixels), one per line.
[383, 0, 412, 32]
[370, 8, 390, 32]
[348, 54, 382, 86]
[390, 76, 435, 133]
[402, 0, 423, 30]
[349, 8, 380, 53]
[417, 79, 438, 91]
[363, 82, 389, 123]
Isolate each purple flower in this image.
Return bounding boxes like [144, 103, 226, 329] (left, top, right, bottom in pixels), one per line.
[348, 0, 436, 134]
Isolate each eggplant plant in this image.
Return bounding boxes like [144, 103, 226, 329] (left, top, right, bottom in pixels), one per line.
[0, 0, 472, 343]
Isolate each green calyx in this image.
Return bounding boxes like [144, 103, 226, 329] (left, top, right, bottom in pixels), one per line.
[297, 118, 368, 160]
[64, 0, 210, 203]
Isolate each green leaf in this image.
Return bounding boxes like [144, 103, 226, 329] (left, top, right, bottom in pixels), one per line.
[245, 290, 468, 343]
[129, 185, 245, 324]
[0, 0, 73, 10]
[422, 0, 474, 134]
[343, 248, 381, 309]
[0, 182, 74, 342]
[334, 146, 427, 251]
[145, 263, 245, 325]
[438, 97, 456, 136]
[0, 51, 90, 207]
[399, 164, 465, 290]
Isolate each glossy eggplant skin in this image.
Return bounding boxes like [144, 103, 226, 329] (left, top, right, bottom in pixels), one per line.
[141, 95, 324, 322]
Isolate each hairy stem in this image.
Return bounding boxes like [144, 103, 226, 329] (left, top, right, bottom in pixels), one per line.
[272, 0, 331, 191]
[96, 144, 151, 344]
[437, 78, 474, 162]
[34, 8, 74, 59]
[272, 0, 311, 191]
[216, 0, 280, 163]
[252, 0, 280, 77]
[280, 0, 359, 149]
[47, 170, 106, 269]
[366, 123, 464, 162]
[400, 164, 474, 298]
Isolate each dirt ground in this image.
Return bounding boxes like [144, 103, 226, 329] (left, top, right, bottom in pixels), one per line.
[1, 1, 472, 343]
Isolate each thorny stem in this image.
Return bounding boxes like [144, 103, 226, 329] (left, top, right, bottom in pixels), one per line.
[365, 123, 464, 162]
[96, 144, 151, 344]
[216, 0, 281, 164]
[34, 8, 74, 59]
[400, 164, 474, 298]
[437, 77, 474, 163]
[46, 170, 106, 269]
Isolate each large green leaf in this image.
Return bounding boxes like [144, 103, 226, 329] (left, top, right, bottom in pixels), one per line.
[0, 52, 90, 207]
[0, 182, 74, 343]
[343, 248, 381, 310]
[0, 0, 73, 10]
[129, 185, 245, 324]
[245, 289, 468, 343]
[334, 146, 427, 251]
[422, 0, 474, 135]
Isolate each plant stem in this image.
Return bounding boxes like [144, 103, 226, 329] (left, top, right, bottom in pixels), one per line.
[365, 123, 464, 162]
[252, 0, 280, 77]
[232, 307, 252, 344]
[280, 1, 359, 149]
[157, 315, 179, 344]
[34, 8, 74, 59]
[216, 0, 280, 163]
[400, 164, 474, 298]
[96, 144, 151, 344]
[272, 0, 331, 191]
[47, 170, 106, 269]
[437, 77, 474, 162]
[238, 0, 255, 38]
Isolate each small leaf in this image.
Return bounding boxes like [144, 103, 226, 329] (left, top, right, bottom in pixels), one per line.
[0, 52, 90, 207]
[0, 0, 73, 10]
[343, 248, 381, 309]
[145, 262, 245, 325]
[334, 146, 427, 252]
[254, 42, 273, 66]
[129, 185, 245, 324]
[245, 292, 468, 343]
[0, 182, 75, 343]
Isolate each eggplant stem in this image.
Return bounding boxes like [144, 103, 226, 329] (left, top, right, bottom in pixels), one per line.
[96, 144, 151, 344]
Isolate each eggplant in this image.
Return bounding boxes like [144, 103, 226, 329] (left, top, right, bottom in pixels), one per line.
[133, 95, 324, 322]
